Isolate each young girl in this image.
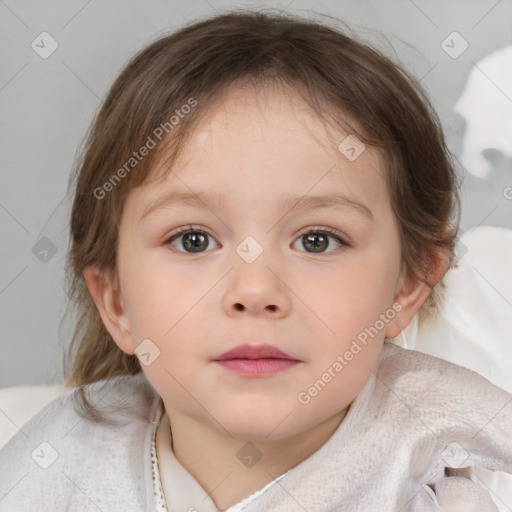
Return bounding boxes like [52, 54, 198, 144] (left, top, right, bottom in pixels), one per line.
[1, 10, 510, 512]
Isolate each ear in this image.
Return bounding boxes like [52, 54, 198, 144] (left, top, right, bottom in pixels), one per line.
[83, 266, 135, 355]
[385, 249, 449, 338]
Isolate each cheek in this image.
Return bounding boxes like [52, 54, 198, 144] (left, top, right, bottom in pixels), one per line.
[311, 259, 399, 336]
[119, 248, 215, 342]
[299, 248, 400, 387]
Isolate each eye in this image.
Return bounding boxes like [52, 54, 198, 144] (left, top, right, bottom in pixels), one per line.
[291, 227, 347, 253]
[164, 225, 220, 253]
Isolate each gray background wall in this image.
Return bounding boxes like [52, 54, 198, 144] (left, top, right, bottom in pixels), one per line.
[1, 0, 511, 387]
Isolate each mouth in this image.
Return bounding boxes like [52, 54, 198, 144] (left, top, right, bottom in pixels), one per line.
[212, 344, 301, 377]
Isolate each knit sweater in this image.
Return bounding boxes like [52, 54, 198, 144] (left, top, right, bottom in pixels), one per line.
[0, 342, 510, 511]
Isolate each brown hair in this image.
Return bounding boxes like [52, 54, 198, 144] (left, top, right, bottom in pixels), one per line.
[64, 9, 459, 419]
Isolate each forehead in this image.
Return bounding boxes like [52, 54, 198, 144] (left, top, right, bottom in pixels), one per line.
[176, 83, 370, 168]
[128, 84, 389, 219]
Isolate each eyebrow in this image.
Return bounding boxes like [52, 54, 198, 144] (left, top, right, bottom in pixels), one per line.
[281, 193, 372, 218]
[141, 191, 226, 220]
[140, 190, 372, 220]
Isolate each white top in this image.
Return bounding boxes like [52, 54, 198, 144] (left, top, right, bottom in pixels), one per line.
[0, 343, 510, 511]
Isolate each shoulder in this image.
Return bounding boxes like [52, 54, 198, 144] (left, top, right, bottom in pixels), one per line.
[0, 372, 161, 511]
[378, 342, 510, 405]
[2, 371, 158, 445]
[369, 343, 512, 473]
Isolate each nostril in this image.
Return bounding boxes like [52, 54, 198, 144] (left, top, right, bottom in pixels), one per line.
[233, 303, 277, 312]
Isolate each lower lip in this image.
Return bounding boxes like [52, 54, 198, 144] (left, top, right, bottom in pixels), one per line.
[214, 358, 299, 376]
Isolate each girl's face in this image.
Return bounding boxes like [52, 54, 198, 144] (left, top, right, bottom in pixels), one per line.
[108, 85, 421, 440]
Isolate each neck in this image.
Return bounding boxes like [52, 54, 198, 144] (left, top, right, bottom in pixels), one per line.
[164, 405, 346, 511]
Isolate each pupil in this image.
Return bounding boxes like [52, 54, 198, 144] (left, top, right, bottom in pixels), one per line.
[183, 232, 207, 252]
[304, 233, 328, 252]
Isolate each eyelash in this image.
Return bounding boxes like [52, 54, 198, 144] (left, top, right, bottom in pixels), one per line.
[294, 226, 348, 251]
[164, 224, 349, 253]
[164, 225, 214, 248]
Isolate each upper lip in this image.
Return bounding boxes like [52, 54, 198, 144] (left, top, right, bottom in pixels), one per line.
[213, 344, 298, 361]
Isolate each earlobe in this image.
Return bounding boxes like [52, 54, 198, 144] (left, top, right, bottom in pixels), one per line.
[82, 266, 135, 355]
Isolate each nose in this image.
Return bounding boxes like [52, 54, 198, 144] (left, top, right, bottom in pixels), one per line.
[222, 255, 292, 318]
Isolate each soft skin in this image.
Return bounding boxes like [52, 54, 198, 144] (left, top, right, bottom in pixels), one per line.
[85, 83, 436, 509]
